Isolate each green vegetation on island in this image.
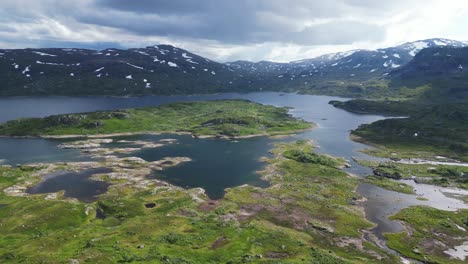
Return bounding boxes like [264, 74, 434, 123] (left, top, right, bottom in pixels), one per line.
[385, 206, 468, 264]
[362, 176, 416, 195]
[0, 141, 400, 263]
[0, 100, 312, 138]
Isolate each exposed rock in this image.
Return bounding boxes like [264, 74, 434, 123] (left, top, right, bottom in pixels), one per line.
[58, 139, 113, 149]
[372, 168, 402, 179]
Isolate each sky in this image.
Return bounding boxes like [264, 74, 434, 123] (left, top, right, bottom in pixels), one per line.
[0, 0, 467, 62]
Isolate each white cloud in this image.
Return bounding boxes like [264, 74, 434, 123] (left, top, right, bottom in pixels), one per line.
[0, 0, 466, 62]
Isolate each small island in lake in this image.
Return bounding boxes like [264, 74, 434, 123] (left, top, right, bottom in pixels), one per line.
[0, 100, 312, 138]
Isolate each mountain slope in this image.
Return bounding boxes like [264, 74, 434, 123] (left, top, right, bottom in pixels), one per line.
[0, 45, 251, 95]
[389, 46, 468, 100]
[0, 38, 466, 96]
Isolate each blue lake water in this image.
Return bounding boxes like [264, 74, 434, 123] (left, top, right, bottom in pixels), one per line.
[1, 92, 421, 236]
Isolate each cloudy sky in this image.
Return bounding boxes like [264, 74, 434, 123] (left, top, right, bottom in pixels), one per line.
[1, 0, 467, 62]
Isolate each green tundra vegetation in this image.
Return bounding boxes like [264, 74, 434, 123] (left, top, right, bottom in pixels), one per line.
[385, 206, 468, 264]
[332, 99, 468, 162]
[358, 159, 468, 190]
[0, 100, 312, 137]
[0, 141, 402, 263]
[362, 176, 416, 195]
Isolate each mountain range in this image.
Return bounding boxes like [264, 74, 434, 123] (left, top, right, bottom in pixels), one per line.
[0, 38, 467, 97]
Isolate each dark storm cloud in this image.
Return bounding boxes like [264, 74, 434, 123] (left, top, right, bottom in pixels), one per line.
[77, 0, 387, 45]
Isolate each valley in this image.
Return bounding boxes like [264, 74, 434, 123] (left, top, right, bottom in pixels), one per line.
[1, 35, 468, 264]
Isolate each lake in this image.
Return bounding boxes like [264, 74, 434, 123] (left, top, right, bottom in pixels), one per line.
[0, 92, 466, 237]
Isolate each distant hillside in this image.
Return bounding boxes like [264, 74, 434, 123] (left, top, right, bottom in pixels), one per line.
[0, 38, 467, 96]
[0, 45, 254, 96]
[389, 46, 468, 100]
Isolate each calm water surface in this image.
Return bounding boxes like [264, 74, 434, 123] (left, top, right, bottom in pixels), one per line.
[0, 92, 466, 236]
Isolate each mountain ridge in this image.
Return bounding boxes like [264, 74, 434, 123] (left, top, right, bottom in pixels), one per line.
[0, 38, 467, 96]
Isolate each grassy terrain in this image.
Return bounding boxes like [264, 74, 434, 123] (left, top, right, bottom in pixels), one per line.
[332, 99, 468, 162]
[385, 206, 468, 264]
[0, 141, 400, 263]
[0, 100, 312, 137]
[362, 176, 415, 194]
[357, 159, 468, 190]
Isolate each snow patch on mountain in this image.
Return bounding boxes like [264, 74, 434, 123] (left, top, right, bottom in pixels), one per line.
[22, 66, 30, 75]
[36, 61, 64, 66]
[186, 59, 199, 64]
[182, 53, 192, 59]
[125, 62, 144, 70]
[32, 51, 57, 57]
[434, 40, 448, 46]
[168, 62, 178, 67]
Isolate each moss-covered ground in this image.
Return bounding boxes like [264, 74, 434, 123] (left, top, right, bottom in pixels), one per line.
[385, 206, 468, 264]
[0, 100, 312, 138]
[0, 141, 401, 263]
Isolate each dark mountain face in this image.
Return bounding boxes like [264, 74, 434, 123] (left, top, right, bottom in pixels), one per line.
[0, 45, 254, 95]
[388, 46, 468, 100]
[0, 38, 466, 96]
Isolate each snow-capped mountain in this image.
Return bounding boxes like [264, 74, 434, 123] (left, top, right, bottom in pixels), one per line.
[0, 38, 466, 96]
[0, 45, 252, 95]
[227, 38, 468, 82]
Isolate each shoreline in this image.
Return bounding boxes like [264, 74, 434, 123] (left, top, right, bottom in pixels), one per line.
[0, 127, 314, 140]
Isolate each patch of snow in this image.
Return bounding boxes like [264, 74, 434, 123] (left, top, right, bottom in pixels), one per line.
[105, 53, 111, 56]
[382, 55, 389, 59]
[383, 61, 390, 67]
[12, 63, 19, 69]
[136, 51, 150, 56]
[434, 40, 448, 46]
[36, 61, 64, 66]
[96, 73, 102, 77]
[211, 71, 216, 75]
[370, 69, 377, 73]
[125, 62, 145, 70]
[94, 67, 105, 72]
[204, 69, 208, 72]
[145, 83, 151, 88]
[391, 63, 401, 68]
[186, 59, 199, 64]
[412, 41, 429, 50]
[153, 56, 159, 62]
[32, 51, 57, 57]
[444, 242, 468, 261]
[393, 53, 400, 58]
[22, 66, 30, 75]
[455, 223, 466, 232]
[168, 61, 178, 67]
[182, 53, 192, 59]
[331, 62, 338, 66]
[143, 79, 147, 83]
[353, 63, 361, 68]
[70, 73, 74, 77]
[459, 64, 464, 70]
[125, 75, 133, 79]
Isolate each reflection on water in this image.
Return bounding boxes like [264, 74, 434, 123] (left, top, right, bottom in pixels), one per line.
[0, 92, 466, 234]
[27, 168, 112, 202]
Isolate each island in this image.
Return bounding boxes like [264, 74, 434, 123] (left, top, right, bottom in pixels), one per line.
[0, 100, 312, 138]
